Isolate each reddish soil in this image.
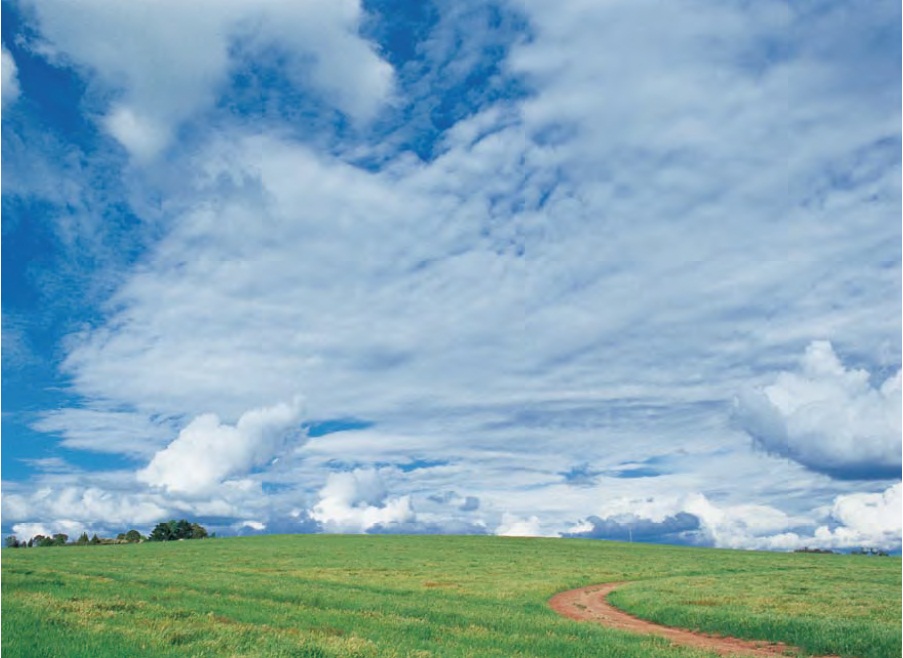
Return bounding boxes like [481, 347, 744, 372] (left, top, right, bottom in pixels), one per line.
[548, 582, 838, 657]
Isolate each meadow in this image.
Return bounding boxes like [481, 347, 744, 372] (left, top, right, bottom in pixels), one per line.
[2, 535, 899, 658]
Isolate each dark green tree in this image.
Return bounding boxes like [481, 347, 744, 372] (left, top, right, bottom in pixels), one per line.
[149, 519, 208, 541]
[175, 519, 193, 539]
[76, 532, 90, 545]
[124, 529, 144, 543]
[5, 535, 20, 548]
[149, 521, 174, 541]
[52, 533, 68, 546]
[90, 533, 102, 545]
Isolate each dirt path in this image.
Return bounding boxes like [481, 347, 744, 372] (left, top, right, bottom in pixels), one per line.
[548, 582, 837, 657]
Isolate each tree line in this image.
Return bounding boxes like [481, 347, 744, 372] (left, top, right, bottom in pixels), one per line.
[792, 546, 890, 557]
[5, 519, 211, 548]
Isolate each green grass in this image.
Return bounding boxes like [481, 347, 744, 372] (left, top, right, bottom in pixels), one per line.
[2, 535, 899, 657]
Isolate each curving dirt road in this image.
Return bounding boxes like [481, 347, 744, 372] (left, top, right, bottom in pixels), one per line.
[548, 582, 838, 657]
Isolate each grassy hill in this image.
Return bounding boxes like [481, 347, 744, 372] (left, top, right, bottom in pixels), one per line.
[2, 534, 899, 657]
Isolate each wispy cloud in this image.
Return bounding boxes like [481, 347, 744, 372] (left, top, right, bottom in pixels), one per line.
[1, 45, 20, 108]
[32, 408, 176, 457]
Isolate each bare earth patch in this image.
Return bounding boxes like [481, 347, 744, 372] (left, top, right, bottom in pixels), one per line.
[548, 582, 840, 657]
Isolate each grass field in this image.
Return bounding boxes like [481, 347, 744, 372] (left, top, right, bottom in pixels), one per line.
[2, 535, 899, 658]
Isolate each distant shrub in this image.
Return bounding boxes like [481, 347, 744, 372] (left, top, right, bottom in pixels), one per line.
[793, 547, 835, 554]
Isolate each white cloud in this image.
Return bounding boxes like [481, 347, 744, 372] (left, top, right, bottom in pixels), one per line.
[48, 0, 899, 439]
[19, 457, 78, 474]
[4, 486, 168, 528]
[12, 521, 87, 542]
[562, 492, 796, 550]
[32, 408, 176, 457]
[564, 484, 903, 552]
[814, 483, 902, 549]
[24, 0, 393, 158]
[311, 469, 415, 533]
[137, 398, 304, 495]
[1, 46, 20, 109]
[735, 341, 902, 479]
[103, 106, 172, 164]
[563, 512, 701, 544]
[495, 513, 545, 537]
[682, 494, 803, 550]
[8, 2, 899, 544]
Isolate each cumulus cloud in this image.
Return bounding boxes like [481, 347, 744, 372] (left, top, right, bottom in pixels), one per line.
[236, 520, 266, 533]
[311, 468, 415, 533]
[562, 491, 809, 550]
[565, 485, 903, 552]
[735, 341, 902, 479]
[137, 398, 304, 495]
[24, 0, 393, 158]
[563, 512, 700, 543]
[3, 486, 168, 528]
[682, 494, 807, 551]
[495, 513, 545, 537]
[814, 483, 902, 550]
[12, 521, 88, 542]
[1, 46, 20, 109]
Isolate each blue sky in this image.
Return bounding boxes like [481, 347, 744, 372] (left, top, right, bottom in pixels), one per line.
[2, 0, 900, 550]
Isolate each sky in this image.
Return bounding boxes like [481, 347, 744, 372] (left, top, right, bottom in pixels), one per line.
[1, 0, 901, 551]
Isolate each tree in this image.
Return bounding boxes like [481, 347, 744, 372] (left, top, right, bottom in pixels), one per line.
[124, 529, 144, 543]
[53, 533, 68, 546]
[149, 521, 173, 542]
[149, 519, 208, 541]
[76, 532, 90, 546]
[175, 519, 193, 539]
[5, 535, 20, 548]
[90, 533, 102, 545]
